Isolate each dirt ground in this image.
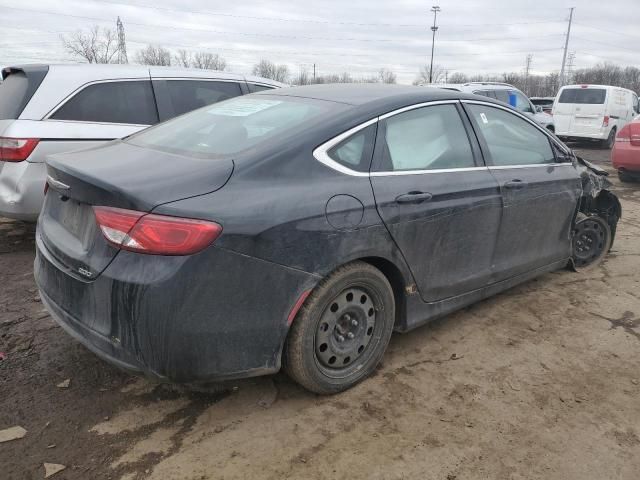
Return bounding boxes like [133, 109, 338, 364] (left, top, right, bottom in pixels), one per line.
[2, 145, 640, 480]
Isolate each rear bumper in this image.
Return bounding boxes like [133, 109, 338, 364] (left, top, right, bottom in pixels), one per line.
[35, 233, 318, 383]
[557, 132, 606, 141]
[0, 161, 46, 221]
[612, 145, 640, 172]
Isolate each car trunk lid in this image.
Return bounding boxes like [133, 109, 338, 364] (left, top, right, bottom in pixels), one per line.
[39, 141, 233, 279]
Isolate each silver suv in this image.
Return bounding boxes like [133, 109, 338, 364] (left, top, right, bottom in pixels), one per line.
[430, 82, 555, 132]
[0, 64, 285, 221]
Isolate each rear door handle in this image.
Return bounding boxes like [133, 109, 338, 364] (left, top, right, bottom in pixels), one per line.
[395, 191, 433, 204]
[503, 179, 527, 190]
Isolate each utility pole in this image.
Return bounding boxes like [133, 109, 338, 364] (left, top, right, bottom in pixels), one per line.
[524, 54, 533, 95]
[428, 6, 441, 84]
[116, 16, 128, 64]
[313, 63, 316, 82]
[559, 7, 574, 87]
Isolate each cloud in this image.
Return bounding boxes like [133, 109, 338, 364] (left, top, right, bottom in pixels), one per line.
[0, 0, 638, 84]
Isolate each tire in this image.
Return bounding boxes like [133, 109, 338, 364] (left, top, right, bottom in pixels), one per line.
[284, 261, 395, 395]
[618, 170, 631, 182]
[602, 128, 616, 149]
[571, 213, 612, 271]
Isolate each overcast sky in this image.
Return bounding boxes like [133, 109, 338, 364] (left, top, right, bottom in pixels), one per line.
[0, 0, 638, 84]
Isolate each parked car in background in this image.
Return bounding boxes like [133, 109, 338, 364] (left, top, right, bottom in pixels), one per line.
[612, 118, 640, 181]
[553, 84, 639, 148]
[0, 64, 285, 221]
[530, 96, 555, 114]
[36, 85, 620, 394]
[430, 82, 555, 132]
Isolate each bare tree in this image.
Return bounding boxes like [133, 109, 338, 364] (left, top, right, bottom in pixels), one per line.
[61, 26, 120, 64]
[252, 60, 289, 83]
[378, 68, 397, 84]
[448, 72, 469, 84]
[192, 52, 226, 71]
[136, 45, 171, 66]
[173, 49, 192, 68]
[414, 64, 446, 85]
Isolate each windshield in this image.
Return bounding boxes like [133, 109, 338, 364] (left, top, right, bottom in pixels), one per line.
[558, 88, 607, 104]
[127, 95, 336, 158]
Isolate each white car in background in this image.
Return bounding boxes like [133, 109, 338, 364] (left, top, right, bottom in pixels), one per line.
[0, 64, 285, 221]
[553, 84, 640, 148]
[429, 82, 555, 132]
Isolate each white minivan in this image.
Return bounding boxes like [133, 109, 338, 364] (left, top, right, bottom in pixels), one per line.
[553, 84, 639, 148]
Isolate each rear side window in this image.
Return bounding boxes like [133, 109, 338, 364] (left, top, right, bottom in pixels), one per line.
[473, 90, 497, 99]
[376, 104, 474, 171]
[51, 81, 158, 125]
[467, 104, 554, 166]
[166, 80, 242, 116]
[558, 88, 607, 104]
[248, 83, 275, 93]
[0, 68, 48, 120]
[327, 124, 376, 172]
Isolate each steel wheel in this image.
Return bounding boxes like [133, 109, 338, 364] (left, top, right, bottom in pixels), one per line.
[314, 286, 377, 373]
[284, 261, 395, 394]
[572, 214, 611, 270]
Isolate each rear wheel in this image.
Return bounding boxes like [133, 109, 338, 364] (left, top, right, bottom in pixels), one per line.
[602, 128, 616, 149]
[618, 170, 634, 182]
[284, 262, 395, 394]
[572, 213, 611, 271]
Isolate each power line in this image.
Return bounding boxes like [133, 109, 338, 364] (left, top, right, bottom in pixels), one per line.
[573, 22, 640, 41]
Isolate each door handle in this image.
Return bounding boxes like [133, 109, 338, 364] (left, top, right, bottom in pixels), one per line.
[503, 179, 527, 190]
[395, 191, 433, 204]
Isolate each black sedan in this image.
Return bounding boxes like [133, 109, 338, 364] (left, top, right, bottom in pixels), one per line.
[35, 85, 620, 394]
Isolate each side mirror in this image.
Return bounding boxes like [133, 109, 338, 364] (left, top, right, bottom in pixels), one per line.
[535, 106, 544, 113]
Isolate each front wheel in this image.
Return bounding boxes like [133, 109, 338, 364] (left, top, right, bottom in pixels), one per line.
[572, 213, 611, 271]
[284, 261, 395, 394]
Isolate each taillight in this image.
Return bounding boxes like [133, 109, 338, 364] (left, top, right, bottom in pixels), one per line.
[602, 116, 610, 128]
[631, 123, 640, 147]
[616, 125, 631, 143]
[0, 137, 39, 162]
[93, 206, 222, 255]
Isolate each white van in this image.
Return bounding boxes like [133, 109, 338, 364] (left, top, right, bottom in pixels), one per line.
[553, 84, 639, 148]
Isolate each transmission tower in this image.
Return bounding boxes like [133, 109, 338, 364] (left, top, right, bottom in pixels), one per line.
[566, 52, 576, 85]
[116, 16, 128, 64]
[524, 54, 533, 95]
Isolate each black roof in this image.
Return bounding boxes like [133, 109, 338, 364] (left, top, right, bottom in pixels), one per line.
[265, 83, 485, 107]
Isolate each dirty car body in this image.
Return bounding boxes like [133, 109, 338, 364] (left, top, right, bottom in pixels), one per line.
[34, 85, 621, 388]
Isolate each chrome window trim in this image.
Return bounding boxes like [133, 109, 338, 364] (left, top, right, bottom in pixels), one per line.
[488, 163, 574, 170]
[314, 100, 470, 177]
[313, 118, 378, 177]
[371, 166, 488, 177]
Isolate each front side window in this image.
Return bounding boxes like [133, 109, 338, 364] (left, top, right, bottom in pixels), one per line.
[467, 104, 554, 166]
[376, 104, 475, 172]
[51, 81, 158, 125]
[512, 91, 534, 113]
[128, 96, 338, 159]
[166, 80, 242, 116]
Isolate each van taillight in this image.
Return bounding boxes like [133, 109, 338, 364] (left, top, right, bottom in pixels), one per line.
[93, 206, 222, 255]
[0, 137, 39, 162]
[630, 123, 640, 147]
[602, 116, 610, 127]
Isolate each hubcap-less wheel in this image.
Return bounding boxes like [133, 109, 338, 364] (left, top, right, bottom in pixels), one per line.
[572, 215, 610, 269]
[315, 287, 376, 370]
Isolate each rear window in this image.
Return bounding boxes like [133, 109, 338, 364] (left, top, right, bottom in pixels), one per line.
[166, 80, 242, 116]
[558, 88, 606, 104]
[51, 81, 158, 125]
[127, 96, 337, 158]
[0, 67, 48, 120]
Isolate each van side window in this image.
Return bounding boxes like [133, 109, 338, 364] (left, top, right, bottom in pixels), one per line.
[467, 104, 554, 166]
[51, 81, 158, 125]
[166, 80, 242, 116]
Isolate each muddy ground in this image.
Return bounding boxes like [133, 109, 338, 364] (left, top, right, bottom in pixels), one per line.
[1, 145, 639, 480]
